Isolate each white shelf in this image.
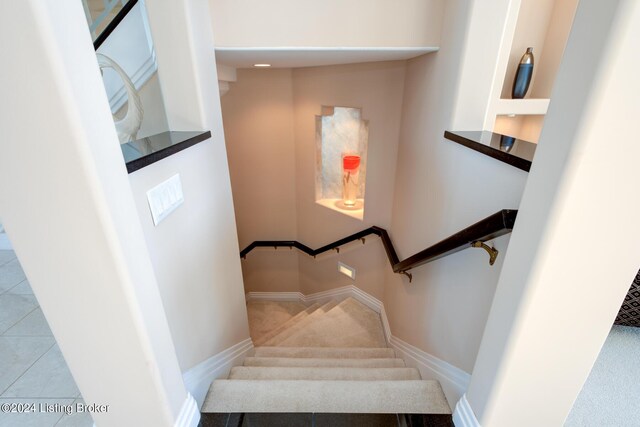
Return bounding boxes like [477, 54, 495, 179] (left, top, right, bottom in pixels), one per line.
[494, 98, 550, 116]
[316, 198, 364, 221]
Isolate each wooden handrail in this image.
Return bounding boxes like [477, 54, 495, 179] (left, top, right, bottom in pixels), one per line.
[240, 210, 518, 282]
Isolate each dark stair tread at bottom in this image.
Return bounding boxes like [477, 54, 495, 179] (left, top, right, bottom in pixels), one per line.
[199, 412, 454, 427]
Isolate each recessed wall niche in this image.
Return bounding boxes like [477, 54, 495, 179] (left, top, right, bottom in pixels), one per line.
[315, 106, 369, 220]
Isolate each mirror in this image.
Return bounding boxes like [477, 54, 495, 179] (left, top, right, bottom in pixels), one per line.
[81, 0, 170, 144]
[0, 220, 10, 250]
[82, 0, 131, 44]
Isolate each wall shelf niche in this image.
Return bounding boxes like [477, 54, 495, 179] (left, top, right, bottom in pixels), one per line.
[484, 0, 579, 143]
[494, 98, 549, 116]
[315, 106, 369, 221]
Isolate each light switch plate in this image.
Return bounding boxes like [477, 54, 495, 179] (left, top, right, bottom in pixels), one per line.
[146, 174, 184, 226]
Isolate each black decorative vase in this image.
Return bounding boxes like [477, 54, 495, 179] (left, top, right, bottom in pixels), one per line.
[500, 135, 515, 153]
[512, 47, 534, 99]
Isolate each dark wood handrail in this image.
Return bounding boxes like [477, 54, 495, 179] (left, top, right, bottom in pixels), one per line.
[240, 210, 518, 282]
[93, 0, 139, 50]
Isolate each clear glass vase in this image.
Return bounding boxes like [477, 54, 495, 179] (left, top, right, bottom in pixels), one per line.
[342, 154, 361, 206]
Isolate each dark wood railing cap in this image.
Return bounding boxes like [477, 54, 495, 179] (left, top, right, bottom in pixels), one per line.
[239, 210, 518, 280]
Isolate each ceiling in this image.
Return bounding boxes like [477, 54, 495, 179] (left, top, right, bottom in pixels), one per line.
[214, 47, 439, 69]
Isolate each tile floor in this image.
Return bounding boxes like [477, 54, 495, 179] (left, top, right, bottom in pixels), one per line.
[0, 250, 92, 427]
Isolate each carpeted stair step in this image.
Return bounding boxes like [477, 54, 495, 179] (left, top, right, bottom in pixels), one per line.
[246, 300, 307, 343]
[262, 301, 340, 346]
[317, 299, 339, 312]
[253, 303, 320, 346]
[228, 366, 422, 380]
[243, 357, 405, 368]
[253, 346, 396, 359]
[202, 380, 451, 414]
[275, 297, 387, 348]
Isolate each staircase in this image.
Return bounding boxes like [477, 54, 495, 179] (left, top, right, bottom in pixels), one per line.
[201, 298, 452, 426]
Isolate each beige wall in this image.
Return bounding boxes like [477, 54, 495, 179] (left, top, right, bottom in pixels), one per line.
[222, 7, 523, 377]
[221, 68, 300, 293]
[222, 62, 406, 300]
[298, 243, 389, 300]
[384, 0, 529, 375]
[222, 68, 297, 250]
[128, 140, 251, 371]
[219, 0, 534, 389]
[133, 0, 250, 373]
[292, 61, 406, 300]
[210, 0, 444, 48]
[222, 62, 405, 298]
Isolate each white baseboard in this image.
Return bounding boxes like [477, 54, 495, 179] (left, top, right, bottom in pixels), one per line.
[453, 394, 481, 427]
[302, 285, 356, 304]
[245, 291, 304, 302]
[247, 285, 376, 308]
[246, 286, 470, 406]
[389, 334, 470, 411]
[182, 338, 253, 408]
[175, 393, 199, 427]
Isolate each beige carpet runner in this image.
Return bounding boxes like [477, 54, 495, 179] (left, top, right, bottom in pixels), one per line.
[202, 297, 451, 414]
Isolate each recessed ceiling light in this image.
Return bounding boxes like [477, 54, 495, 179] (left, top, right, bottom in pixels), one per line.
[253, 63, 271, 67]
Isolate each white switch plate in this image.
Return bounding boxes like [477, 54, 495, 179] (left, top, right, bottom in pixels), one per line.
[146, 174, 184, 226]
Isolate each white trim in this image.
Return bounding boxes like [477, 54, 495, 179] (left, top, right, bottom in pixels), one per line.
[389, 334, 470, 407]
[246, 291, 304, 302]
[347, 286, 382, 312]
[453, 394, 481, 427]
[215, 46, 439, 53]
[214, 46, 440, 68]
[493, 98, 550, 116]
[247, 285, 380, 309]
[247, 286, 389, 341]
[303, 285, 355, 304]
[216, 63, 237, 82]
[182, 338, 253, 408]
[389, 335, 470, 392]
[218, 80, 231, 97]
[379, 305, 392, 346]
[174, 393, 199, 427]
[246, 286, 470, 406]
